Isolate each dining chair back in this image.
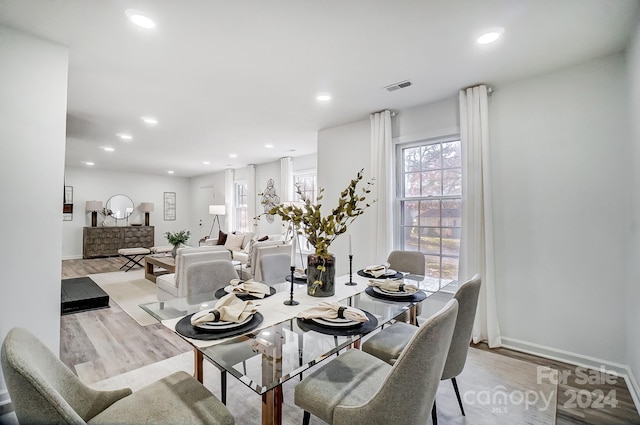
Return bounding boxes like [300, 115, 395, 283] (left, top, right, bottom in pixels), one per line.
[259, 253, 291, 285]
[386, 250, 425, 275]
[186, 259, 239, 299]
[1, 327, 234, 425]
[295, 299, 459, 425]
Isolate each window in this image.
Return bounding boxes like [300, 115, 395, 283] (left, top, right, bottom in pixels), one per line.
[397, 137, 461, 289]
[234, 183, 248, 232]
[294, 172, 317, 202]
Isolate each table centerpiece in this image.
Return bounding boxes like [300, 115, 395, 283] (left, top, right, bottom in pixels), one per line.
[165, 230, 191, 258]
[266, 169, 374, 297]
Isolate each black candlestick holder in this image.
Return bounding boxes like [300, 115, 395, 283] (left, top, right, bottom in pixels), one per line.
[345, 254, 356, 285]
[284, 266, 300, 305]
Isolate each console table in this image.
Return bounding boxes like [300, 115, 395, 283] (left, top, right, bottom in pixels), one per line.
[83, 226, 154, 259]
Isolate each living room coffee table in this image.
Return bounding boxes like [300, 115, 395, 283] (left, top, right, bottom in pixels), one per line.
[144, 255, 175, 282]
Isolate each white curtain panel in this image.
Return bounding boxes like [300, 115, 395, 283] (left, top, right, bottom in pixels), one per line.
[247, 164, 257, 230]
[370, 110, 394, 261]
[280, 156, 294, 203]
[224, 168, 235, 232]
[459, 85, 502, 348]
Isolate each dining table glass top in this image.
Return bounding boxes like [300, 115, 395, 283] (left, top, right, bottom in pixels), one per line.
[140, 272, 448, 396]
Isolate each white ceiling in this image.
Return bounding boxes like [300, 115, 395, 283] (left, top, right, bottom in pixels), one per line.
[1, 0, 638, 177]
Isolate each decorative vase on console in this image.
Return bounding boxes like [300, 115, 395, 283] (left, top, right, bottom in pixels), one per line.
[264, 169, 374, 297]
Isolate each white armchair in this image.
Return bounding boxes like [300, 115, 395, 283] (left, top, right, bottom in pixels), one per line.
[156, 247, 231, 302]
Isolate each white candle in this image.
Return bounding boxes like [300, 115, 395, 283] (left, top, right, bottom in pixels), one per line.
[349, 234, 352, 256]
[290, 236, 297, 267]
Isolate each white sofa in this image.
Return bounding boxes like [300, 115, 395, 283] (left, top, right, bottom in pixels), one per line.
[156, 246, 231, 302]
[205, 232, 290, 281]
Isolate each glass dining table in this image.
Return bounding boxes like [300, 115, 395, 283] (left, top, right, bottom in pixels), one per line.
[140, 272, 447, 425]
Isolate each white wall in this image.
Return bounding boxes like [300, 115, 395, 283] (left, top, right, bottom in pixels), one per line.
[626, 21, 640, 395]
[63, 167, 192, 257]
[188, 171, 226, 242]
[490, 53, 631, 365]
[0, 25, 68, 394]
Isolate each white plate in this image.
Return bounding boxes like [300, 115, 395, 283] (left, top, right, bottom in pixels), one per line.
[364, 267, 397, 276]
[194, 314, 252, 330]
[311, 317, 361, 327]
[372, 286, 413, 297]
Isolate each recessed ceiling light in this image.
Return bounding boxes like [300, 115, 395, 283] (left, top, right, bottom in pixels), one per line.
[229, 153, 238, 158]
[101, 147, 115, 152]
[265, 144, 274, 149]
[203, 161, 210, 165]
[477, 28, 504, 45]
[84, 161, 94, 166]
[316, 93, 332, 102]
[287, 149, 297, 152]
[125, 9, 155, 29]
[117, 133, 133, 140]
[167, 170, 174, 174]
[141, 116, 158, 125]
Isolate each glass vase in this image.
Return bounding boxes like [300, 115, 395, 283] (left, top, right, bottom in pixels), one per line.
[306, 253, 336, 297]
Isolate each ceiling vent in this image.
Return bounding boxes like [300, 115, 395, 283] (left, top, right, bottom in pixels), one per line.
[384, 80, 412, 92]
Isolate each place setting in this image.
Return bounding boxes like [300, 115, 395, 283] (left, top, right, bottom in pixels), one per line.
[357, 262, 404, 279]
[214, 278, 276, 300]
[296, 301, 378, 336]
[175, 293, 264, 340]
[365, 279, 427, 302]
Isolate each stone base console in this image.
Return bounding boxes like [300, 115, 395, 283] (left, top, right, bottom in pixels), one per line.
[83, 226, 154, 259]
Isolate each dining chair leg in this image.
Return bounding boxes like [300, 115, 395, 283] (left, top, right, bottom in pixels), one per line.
[431, 400, 437, 425]
[302, 411, 310, 425]
[451, 377, 465, 416]
[220, 370, 227, 405]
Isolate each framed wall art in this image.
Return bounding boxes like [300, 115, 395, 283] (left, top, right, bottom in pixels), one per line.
[164, 192, 176, 221]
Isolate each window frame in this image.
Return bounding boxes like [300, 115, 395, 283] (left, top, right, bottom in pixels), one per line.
[234, 181, 248, 232]
[394, 134, 462, 289]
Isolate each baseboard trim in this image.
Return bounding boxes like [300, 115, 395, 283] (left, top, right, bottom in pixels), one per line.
[501, 337, 640, 412]
[62, 254, 83, 260]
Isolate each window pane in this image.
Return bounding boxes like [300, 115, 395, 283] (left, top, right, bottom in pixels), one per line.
[404, 147, 421, 172]
[442, 199, 461, 228]
[402, 200, 419, 226]
[421, 170, 442, 196]
[419, 200, 440, 227]
[443, 169, 461, 195]
[421, 227, 441, 255]
[422, 144, 441, 169]
[441, 256, 459, 282]
[425, 255, 441, 279]
[403, 226, 419, 250]
[404, 172, 422, 197]
[442, 141, 461, 168]
[442, 228, 460, 256]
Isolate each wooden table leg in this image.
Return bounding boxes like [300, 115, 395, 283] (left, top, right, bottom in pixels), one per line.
[144, 259, 156, 283]
[409, 305, 418, 326]
[194, 349, 204, 383]
[261, 386, 283, 425]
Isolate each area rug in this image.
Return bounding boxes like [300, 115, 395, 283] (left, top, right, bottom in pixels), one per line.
[90, 347, 557, 424]
[88, 270, 159, 326]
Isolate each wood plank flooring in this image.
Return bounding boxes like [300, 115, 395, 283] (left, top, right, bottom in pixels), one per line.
[54, 258, 640, 424]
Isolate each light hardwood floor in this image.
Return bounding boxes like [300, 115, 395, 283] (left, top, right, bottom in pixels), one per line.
[9, 257, 638, 425]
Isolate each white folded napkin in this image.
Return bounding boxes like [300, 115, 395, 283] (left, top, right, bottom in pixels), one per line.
[297, 301, 369, 322]
[368, 279, 418, 294]
[231, 280, 271, 298]
[191, 293, 257, 325]
[364, 265, 387, 278]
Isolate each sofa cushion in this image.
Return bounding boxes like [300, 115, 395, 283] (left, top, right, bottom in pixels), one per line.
[233, 251, 249, 264]
[240, 232, 255, 249]
[224, 233, 244, 251]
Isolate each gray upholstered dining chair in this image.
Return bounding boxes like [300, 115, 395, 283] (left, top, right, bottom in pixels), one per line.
[1, 327, 234, 425]
[259, 252, 291, 285]
[294, 299, 459, 425]
[361, 274, 482, 424]
[386, 250, 426, 323]
[186, 259, 239, 299]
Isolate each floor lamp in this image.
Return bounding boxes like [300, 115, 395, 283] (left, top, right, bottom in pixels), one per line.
[208, 205, 226, 239]
[85, 201, 103, 227]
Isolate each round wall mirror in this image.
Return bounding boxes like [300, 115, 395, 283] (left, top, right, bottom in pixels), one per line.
[106, 194, 134, 220]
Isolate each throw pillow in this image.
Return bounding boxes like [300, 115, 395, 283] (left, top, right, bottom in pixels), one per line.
[216, 231, 228, 245]
[257, 235, 269, 242]
[241, 232, 256, 249]
[224, 232, 244, 251]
